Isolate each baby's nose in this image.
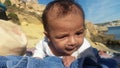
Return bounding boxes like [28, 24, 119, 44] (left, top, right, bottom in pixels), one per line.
[68, 37, 77, 46]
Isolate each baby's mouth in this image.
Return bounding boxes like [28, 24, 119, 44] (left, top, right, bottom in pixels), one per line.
[65, 46, 76, 51]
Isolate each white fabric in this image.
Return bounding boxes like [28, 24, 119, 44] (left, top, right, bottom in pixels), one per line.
[0, 20, 27, 56]
[33, 37, 91, 58]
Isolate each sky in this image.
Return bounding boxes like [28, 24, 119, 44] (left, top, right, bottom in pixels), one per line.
[38, 0, 120, 24]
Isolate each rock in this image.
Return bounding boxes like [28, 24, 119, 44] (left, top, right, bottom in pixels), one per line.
[85, 21, 98, 36]
[0, 20, 27, 56]
[86, 38, 120, 53]
[85, 21, 120, 53]
[96, 25, 108, 32]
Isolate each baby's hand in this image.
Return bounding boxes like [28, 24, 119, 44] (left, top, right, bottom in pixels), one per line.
[62, 56, 75, 67]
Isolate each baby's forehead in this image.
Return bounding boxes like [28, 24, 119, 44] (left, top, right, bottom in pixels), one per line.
[47, 4, 83, 20]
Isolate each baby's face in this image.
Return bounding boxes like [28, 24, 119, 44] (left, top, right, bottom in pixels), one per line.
[46, 14, 85, 56]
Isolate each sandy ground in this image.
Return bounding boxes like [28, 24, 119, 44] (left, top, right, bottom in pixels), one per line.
[16, 12, 46, 48]
[21, 22, 44, 48]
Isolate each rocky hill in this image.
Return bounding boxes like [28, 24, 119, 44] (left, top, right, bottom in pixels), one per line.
[96, 20, 120, 27]
[1, 0, 45, 15]
[0, 0, 119, 53]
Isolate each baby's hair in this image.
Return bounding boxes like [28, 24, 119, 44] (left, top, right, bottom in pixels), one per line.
[42, 0, 85, 31]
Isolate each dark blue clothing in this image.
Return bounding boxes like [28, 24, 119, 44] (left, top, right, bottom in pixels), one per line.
[0, 47, 118, 68]
[0, 56, 65, 68]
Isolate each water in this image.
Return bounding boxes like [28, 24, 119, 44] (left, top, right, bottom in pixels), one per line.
[107, 26, 120, 40]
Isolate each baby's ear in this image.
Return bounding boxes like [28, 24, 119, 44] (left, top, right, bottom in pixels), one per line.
[44, 31, 50, 42]
[44, 31, 47, 36]
[44, 31, 49, 38]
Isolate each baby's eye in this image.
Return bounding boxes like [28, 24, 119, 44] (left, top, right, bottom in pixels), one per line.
[56, 35, 67, 39]
[76, 31, 84, 35]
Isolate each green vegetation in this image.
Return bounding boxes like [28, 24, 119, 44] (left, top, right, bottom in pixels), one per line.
[7, 4, 42, 22]
[106, 39, 120, 51]
[8, 12, 20, 25]
[29, 12, 42, 21]
[4, 0, 11, 7]
[90, 33, 115, 44]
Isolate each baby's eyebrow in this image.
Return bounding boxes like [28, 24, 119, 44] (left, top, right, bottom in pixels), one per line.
[77, 28, 85, 31]
[57, 33, 68, 36]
